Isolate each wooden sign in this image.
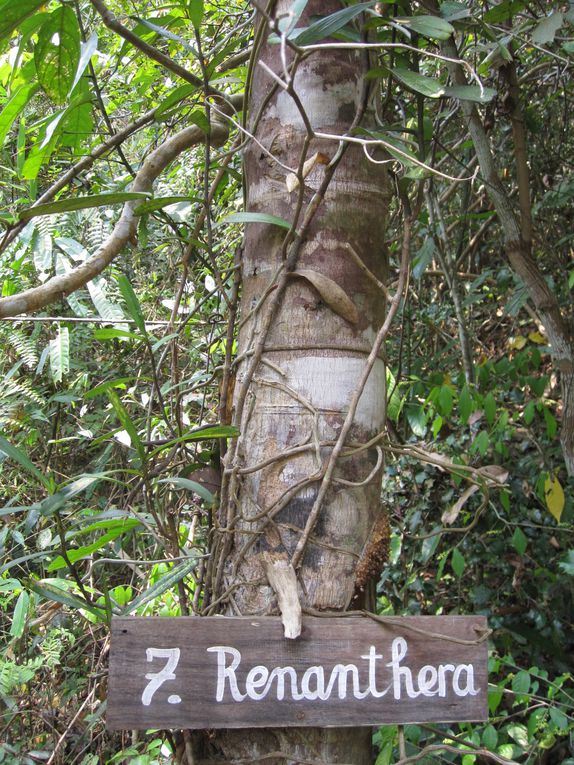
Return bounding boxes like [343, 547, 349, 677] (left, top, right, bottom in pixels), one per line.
[107, 615, 488, 730]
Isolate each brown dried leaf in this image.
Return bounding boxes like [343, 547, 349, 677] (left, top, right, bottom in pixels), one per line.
[286, 152, 328, 192]
[442, 484, 479, 525]
[291, 268, 358, 324]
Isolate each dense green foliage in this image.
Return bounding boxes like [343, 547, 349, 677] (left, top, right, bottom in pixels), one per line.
[0, 1, 573, 763]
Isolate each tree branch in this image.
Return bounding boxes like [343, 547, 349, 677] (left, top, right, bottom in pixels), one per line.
[0, 122, 229, 318]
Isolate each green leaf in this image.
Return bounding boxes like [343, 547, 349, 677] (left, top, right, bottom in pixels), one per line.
[47, 519, 141, 571]
[512, 670, 531, 694]
[278, 0, 309, 34]
[148, 424, 239, 458]
[443, 84, 496, 103]
[39, 473, 113, 517]
[523, 400, 535, 425]
[135, 195, 195, 214]
[0, 435, 51, 489]
[484, 392, 496, 425]
[512, 527, 528, 556]
[34, 6, 81, 105]
[421, 527, 441, 564]
[27, 579, 106, 620]
[0, 0, 45, 45]
[549, 706, 569, 731]
[187, 0, 204, 29]
[10, 590, 29, 638]
[392, 68, 445, 98]
[395, 15, 454, 40]
[543, 406, 557, 438]
[412, 237, 434, 279]
[122, 558, 198, 614]
[93, 328, 143, 342]
[438, 385, 453, 417]
[472, 430, 489, 456]
[507, 723, 529, 749]
[451, 547, 466, 577]
[49, 326, 70, 384]
[482, 724, 498, 750]
[406, 403, 427, 437]
[19, 192, 152, 222]
[532, 12, 563, 45]
[158, 477, 214, 505]
[219, 212, 292, 230]
[154, 83, 197, 119]
[0, 83, 39, 147]
[106, 389, 146, 464]
[292, 2, 375, 46]
[118, 275, 146, 334]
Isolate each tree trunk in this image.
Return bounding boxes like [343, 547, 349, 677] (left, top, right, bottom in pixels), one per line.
[205, 2, 391, 762]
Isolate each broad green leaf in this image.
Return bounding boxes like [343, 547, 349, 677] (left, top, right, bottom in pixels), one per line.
[85, 376, 141, 399]
[482, 724, 498, 750]
[118, 275, 147, 334]
[386, 367, 403, 423]
[106, 388, 146, 463]
[451, 547, 466, 577]
[34, 6, 81, 105]
[395, 15, 454, 40]
[158, 476, 214, 504]
[87, 277, 127, 325]
[512, 670, 530, 694]
[392, 68, 445, 98]
[472, 430, 489, 456]
[483, 1, 525, 24]
[549, 706, 569, 731]
[0, 435, 51, 489]
[438, 385, 453, 417]
[10, 590, 29, 638]
[187, 0, 204, 29]
[0, 83, 39, 147]
[532, 12, 563, 45]
[443, 85, 496, 103]
[19, 192, 151, 222]
[484, 392, 496, 425]
[420, 527, 441, 563]
[219, 212, 292, 230]
[544, 474, 564, 522]
[47, 519, 141, 571]
[406, 403, 427, 437]
[558, 550, 574, 576]
[292, 2, 375, 46]
[49, 326, 70, 384]
[122, 558, 197, 614]
[0, 0, 45, 45]
[512, 527, 528, 555]
[507, 723, 529, 749]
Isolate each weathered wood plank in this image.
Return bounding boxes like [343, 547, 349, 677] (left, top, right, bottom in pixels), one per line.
[107, 615, 488, 730]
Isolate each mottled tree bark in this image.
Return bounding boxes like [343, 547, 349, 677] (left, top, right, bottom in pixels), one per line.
[206, 2, 391, 762]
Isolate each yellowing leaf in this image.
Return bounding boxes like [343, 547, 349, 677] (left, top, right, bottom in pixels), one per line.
[544, 474, 565, 522]
[528, 331, 547, 344]
[508, 335, 527, 350]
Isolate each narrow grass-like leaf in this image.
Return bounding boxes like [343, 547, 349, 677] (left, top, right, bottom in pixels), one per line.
[122, 558, 197, 614]
[292, 2, 375, 46]
[158, 477, 214, 504]
[117, 275, 146, 334]
[27, 579, 105, 620]
[19, 192, 151, 222]
[0, 435, 51, 489]
[106, 389, 146, 463]
[219, 212, 292, 230]
[10, 590, 29, 638]
[48, 519, 141, 571]
[395, 15, 454, 40]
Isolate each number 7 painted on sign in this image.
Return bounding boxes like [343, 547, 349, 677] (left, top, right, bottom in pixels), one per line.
[142, 647, 181, 706]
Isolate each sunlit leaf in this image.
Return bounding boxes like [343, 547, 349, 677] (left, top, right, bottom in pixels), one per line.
[291, 2, 375, 46]
[19, 192, 151, 222]
[395, 15, 454, 40]
[34, 6, 81, 105]
[544, 474, 564, 522]
[219, 211, 292, 230]
[0, 0, 45, 45]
